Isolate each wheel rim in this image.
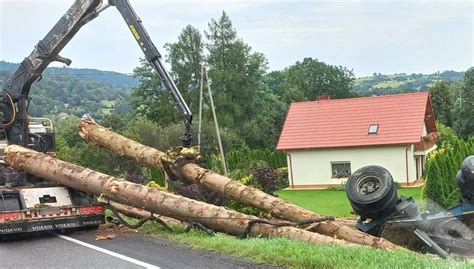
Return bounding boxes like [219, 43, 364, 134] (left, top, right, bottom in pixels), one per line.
[438, 218, 473, 240]
[356, 175, 382, 195]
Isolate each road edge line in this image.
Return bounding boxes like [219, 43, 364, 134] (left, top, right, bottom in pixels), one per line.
[55, 233, 161, 269]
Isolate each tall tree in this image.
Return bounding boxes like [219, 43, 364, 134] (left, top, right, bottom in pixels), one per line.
[429, 81, 453, 127]
[241, 89, 286, 148]
[165, 25, 204, 112]
[435, 121, 459, 148]
[264, 70, 305, 104]
[130, 59, 180, 126]
[282, 58, 355, 102]
[205, 11, 268, 128]
[131, 26, 204, 126]
[454, 67, 474, 139]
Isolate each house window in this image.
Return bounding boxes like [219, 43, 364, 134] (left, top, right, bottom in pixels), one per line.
[368, 124, 379, 134]
[331, 162, 351, 178]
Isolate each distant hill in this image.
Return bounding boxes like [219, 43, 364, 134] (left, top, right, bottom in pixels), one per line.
[0, 60, 139, 88]
[0, 64, 132, 119]
[354, 71, 464, 95]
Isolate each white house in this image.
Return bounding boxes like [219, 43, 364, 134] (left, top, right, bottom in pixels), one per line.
[276, 92, 439, 189]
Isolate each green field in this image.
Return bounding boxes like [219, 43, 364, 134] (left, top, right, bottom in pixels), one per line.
[373, 80, 404, 88]
[276, 188, 422, 217]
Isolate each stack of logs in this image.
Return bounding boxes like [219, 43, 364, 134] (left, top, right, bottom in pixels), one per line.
[3, 119, 402, 250]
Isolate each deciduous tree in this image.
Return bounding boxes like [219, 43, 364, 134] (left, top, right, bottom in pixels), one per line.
[454, 68, 474, 139]
[429, 81, 453, 127]
[282, 58, 355, 102]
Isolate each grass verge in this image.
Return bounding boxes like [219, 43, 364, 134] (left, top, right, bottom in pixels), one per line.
[276, 187, 422, 217]
[138, 222, 470, 269]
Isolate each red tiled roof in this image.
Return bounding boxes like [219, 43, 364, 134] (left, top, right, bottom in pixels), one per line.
[276, 92, 436, 150]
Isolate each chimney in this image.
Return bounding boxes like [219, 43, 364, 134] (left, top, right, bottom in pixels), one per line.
[318, 95, 331, 101]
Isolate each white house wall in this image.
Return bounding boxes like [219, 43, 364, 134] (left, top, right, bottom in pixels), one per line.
[287, 145, 417, 187]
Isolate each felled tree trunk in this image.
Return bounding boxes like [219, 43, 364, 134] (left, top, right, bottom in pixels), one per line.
[79, 120, 401, 250]
[5, 145, 352, 246]
[108, 201, 186, 228]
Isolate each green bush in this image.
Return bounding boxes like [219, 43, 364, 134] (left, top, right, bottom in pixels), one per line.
[435, 121, 460, 148]
[225, 200, 262, 216]
[251, 165, 281, 195]
[148, 167, 166, 187]
[276, 167, 289, 190]
[227, 146, 287, 171]
[423, 137, 474, 208]
[327, 181, 346, 191]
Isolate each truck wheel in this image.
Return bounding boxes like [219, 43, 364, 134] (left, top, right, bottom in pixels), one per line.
[346, 165, 398, 219]
[461, 156, 474, 183]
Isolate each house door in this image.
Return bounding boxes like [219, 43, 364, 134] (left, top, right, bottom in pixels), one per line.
[415, 157, 420, 180]
[415, 155, 424, 179]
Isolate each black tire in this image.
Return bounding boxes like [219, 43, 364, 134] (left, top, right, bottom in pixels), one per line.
[457, 163, 474, 199]
[346, 165, 398, 219]
[69, 189, 96, 206]
[461, 156, 474, 183]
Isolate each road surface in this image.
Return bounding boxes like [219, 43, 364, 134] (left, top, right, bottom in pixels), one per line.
[0, 230, 280, 268]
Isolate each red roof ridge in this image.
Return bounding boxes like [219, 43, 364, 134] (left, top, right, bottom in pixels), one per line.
[324, 91, 427, 102]
[290, 92, 429, 106]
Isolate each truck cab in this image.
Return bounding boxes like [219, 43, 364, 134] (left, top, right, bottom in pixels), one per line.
[0, 118, 104, 236]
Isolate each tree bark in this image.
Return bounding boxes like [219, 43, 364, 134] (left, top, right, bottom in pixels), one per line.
[78, 119, 401, 250]
[5, 145, 353, 247]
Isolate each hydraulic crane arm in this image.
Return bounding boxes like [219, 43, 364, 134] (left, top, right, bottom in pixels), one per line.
[1, 0, 102, 147]
[108, 0, 193, 146]
[1, 0, 193, 149]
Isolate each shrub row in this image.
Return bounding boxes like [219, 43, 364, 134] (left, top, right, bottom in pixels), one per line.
[226, 146, 287, 171]
[423, 137, 474, 208]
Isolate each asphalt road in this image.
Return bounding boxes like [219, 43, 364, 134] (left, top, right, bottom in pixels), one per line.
[0, 230, 280, 269]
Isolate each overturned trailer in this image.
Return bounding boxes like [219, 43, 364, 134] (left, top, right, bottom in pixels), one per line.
[345, 159, 474, 258]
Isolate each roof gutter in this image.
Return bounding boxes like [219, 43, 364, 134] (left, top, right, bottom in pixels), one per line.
[405, 144, 411, 185]
[287, 153, 295, 188]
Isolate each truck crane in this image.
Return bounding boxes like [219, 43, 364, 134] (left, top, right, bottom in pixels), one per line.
[0, 0, 193, 236]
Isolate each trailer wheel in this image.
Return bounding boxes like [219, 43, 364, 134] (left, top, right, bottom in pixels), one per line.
[346, 165, 398, 219]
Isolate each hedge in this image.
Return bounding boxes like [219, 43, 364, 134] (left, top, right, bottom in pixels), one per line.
[226, 146, 287, 171]
[423, 137, 474, 208]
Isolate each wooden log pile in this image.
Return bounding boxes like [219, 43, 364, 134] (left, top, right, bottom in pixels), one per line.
[5, 145, 355, 247]
[78, 119, 400, 250]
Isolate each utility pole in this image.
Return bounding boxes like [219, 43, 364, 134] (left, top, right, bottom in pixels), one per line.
[198, 66, 228, 175]
[197, 67, 204, 150]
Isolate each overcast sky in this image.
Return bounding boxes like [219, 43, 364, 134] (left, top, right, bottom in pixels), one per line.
[0, 0, 472, 77]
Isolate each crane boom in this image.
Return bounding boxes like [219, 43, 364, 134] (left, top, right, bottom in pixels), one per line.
[1, 0, 193, 149]
[110, 0, 193, 146]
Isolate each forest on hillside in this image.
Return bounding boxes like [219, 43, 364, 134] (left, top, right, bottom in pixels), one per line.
[0, 69, 131, 119]
[0, 60, 138, 87]
[354, 71, 464, 95]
